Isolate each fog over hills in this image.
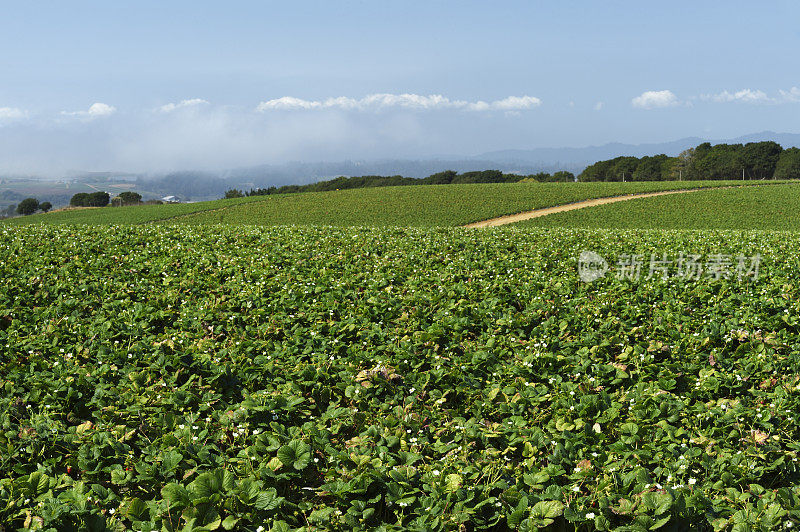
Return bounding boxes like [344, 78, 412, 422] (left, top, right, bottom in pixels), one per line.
[2, 132, 799, 205]
[474, 131, 800, 166]
[215, 131, 800, 185]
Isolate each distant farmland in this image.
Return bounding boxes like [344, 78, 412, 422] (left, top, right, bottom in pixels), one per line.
[4, 180, 787, 228]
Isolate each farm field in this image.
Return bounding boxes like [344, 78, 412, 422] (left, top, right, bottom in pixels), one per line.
[0, 178, 165, 211]
[166, 181, 782, 228]
[2, 225, 800, 530]
[517, 184, 800, 231]
[2, 180, 783, 227]
[2, 196, 265, 226]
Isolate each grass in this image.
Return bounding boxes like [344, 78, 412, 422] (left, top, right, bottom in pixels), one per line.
[516, 182, 800, 231]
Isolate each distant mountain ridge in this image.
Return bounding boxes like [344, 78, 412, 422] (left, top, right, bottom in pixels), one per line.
[475, 131, 800, 166]
[3, 131, 799, 205]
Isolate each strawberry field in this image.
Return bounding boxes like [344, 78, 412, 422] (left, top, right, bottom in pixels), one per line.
[2, 225, 800, 531]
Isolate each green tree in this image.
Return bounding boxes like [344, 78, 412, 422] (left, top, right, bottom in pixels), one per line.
[70, 192, 90, 207]
[225, 189, 244, 199]
[742, 141, 782, 179]
[691, 143, 744, 180]
[610, 157, 640, 181]
[451, 170, 505, 184]
[551, 171, 575, 182]
[670, 148, 695, 180]
[118, 191, 142, 205]
[424, 170, 458, 185]
[774, 147, 800, 179]
[39, 201, 52, 213]
[86, 191, 110, 207]
[16, 198, 39, 215]
[578, 159, 615, 181]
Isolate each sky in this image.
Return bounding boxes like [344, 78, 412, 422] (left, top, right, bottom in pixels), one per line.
[1, 0, 799, 175]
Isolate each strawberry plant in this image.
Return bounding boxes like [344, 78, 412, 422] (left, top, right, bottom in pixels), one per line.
[1, 225, 800, 530]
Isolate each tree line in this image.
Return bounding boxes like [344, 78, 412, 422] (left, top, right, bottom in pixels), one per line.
[223, 141, 800, 199]
[224, 169, 576, 198]
[69, 191, 143, 207]
[5, 190, 156, 218]
[579, 141, 800, 182]
[11, 198, 53, 216]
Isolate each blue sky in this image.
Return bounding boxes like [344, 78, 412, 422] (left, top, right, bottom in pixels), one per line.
[1, 1, 799, 174]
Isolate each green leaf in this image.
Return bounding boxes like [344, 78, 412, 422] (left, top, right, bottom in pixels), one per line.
[614, 498, 637, 515]
[255, 488, 282, 510]
[238, 478, 260, 505]
[650, 515, 671, 529]
[309, 507, 336, 524]
[27, 472, 49, 497]
[190, 471, 224, 501]
[507, 496, 528, 528]
[595, 514, 612, 531]
[125, 497, 148, 520]
[277, 440, 311, 470]
[221, 469, 236, 492]
[162, 450, 183, 471]
[110, 468, 128, 485]
[642, 492, 673, 515]
[161, 483, 191, 508]
[531, 500, 564, 520]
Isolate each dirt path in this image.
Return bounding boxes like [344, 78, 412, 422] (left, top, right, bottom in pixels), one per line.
[462, 184, 780, 228]
[146, 204, 234, 224]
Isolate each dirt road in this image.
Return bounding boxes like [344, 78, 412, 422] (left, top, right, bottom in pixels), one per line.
[464, 187, 720, 228]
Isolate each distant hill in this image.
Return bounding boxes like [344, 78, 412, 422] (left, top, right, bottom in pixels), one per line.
[476, 131, 800, 166]
[3, 131, 800, 204]
[220, 159, 577, 182]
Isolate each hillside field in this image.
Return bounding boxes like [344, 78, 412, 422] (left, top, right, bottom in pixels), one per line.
[2, 180, 785, 228]
[1, 196, 265, 226]
[2, 225, 800, 530]
[3, 180, 800, 531]
[517, 184, 800, 231]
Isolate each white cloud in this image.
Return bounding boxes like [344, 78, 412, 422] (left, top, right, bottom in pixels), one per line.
[481, 95, 541, 111]
[158, 98, 210, 112]
[62, 102, 116, 119]
[594, 101, 604, 111]
[0, 107, 26, 121]
[256, 93, 541, 112]
[631, 90, 679, 109]
[777, 87, 800, 103]
[361, 93, 457, 109]
[697, 87, 800, 105]
[702, 89, 770, 103]
[257, 96, 325, 111]
[88, 103, 116, 117]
